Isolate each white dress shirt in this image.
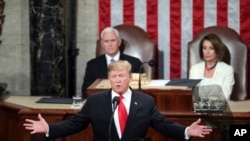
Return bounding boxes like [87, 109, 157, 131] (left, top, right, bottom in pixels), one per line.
[111, 88, 131, 139]
[105, 52, 120, 65]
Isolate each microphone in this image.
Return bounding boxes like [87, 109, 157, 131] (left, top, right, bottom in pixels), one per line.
[112, 96, 120, 110]
[138, 59, 155, 90]
[108, 96, 120, 141]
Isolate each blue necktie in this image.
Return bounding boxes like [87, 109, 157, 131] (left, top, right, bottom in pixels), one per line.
[111, 58, 115, 62]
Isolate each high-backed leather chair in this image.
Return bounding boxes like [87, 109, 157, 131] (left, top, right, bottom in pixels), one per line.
[96, 24, 156, 79]
[187, 26, 248, 101]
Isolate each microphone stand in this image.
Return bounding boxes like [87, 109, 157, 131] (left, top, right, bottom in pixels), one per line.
[108, 97, 120, 141]
[138, 60, 155, 90]
[138, 63, 145, 90]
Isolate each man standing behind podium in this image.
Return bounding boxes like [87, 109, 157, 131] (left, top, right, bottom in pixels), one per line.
[24, 60, 212, 141]
[81, 27, 142, 98]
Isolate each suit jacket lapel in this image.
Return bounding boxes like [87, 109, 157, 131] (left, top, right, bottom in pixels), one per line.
[119, 53, 127, 60]
[102, 89, 113, 116]
[122, 91, 140, 138]
[211, 62, 222, 83]
[200, 62, 206, 77]
[98, 55, 108, 76]
[128, 91, 140, 118]
[103, 89, 120, 140]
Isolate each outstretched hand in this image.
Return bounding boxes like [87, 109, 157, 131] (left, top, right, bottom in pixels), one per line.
[187, 118, 212, 138]
[23, 114, 49, 134]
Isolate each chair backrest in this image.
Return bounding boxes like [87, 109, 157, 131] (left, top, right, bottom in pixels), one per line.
[187, 26, 248, 101]
[0, 82, 7, 97]
[96, 24, 156, 79]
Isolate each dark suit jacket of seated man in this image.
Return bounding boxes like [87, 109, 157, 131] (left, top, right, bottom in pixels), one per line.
[81, 53, 142, 98]
[81, 27, 142, 98]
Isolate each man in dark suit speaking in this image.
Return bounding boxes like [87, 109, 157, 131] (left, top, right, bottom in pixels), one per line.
[24, 60, 212, 141]
[81, 27, 142, 98]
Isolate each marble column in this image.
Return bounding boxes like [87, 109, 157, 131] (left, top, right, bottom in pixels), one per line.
[30, 0, 77, 97]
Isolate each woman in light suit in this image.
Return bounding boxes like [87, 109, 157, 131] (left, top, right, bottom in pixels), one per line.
[189, 33, 235, 100]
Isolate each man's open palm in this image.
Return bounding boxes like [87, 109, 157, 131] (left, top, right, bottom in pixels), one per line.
[23, 114, 48, 134]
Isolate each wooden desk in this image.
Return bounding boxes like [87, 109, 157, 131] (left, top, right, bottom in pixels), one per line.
[0, 96, 91, 141]
[87, 79, 194, 112]
[1, 94, 250, 141]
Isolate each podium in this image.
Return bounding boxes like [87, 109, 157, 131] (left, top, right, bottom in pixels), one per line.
[87, 79, 194, 112]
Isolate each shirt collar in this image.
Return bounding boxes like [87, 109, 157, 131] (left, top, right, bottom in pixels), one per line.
[111, 88, 131, 100]
[105, 51, 120, 63]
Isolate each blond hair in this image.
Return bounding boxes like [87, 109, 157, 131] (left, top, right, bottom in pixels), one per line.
[108, 60, 132, 74]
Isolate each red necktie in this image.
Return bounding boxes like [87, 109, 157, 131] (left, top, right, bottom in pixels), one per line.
[118, 95, 128, 135]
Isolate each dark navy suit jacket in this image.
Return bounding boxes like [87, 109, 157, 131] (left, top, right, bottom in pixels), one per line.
[48, 89, 187, 141]
[81, 54, 142, 98]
